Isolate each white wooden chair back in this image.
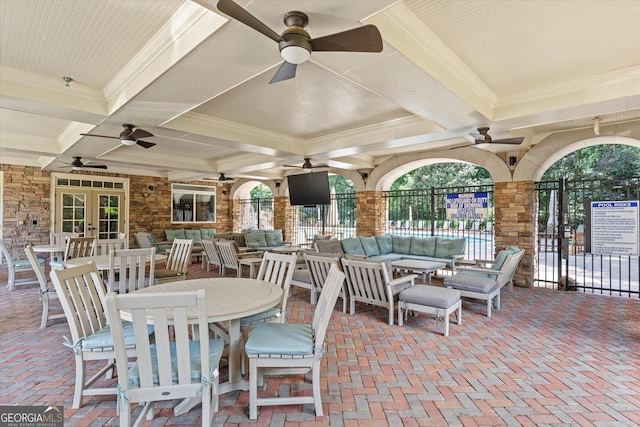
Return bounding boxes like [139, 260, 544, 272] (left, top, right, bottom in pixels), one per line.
[304, 253, 346, 312]
[107, 247, 156, 294]
[341, 258, 392, 305]
[497, 249, 525, 290]
[256, 251, 296, 322]
[64, 236, 97, 260]
[165, 238, 193, 274]
[341, 258, 413, 325]
[311, 264, 345, 350]
[201, 239, 222, 272]
[1, 240, 39, 291]
[95, 238, 128, 255]
[50, 232, 76, 246]
[216, 240, 241, 275]
[49, 262, 108, 346]
[105, 289, 221, 426]
[25, 244, 65, 328]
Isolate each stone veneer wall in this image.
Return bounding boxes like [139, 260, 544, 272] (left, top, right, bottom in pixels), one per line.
[1, 165, 222, 258]
[355, 192, 386, 237]
[493, 181, 535, 288]
[1, 165, 51, 258]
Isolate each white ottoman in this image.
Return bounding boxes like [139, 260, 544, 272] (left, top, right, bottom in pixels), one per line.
[398, 285, 462, 336]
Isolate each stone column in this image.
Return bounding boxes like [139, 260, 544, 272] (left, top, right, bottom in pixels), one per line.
[273, 196, 296, 242]
[355, 191, 387, 237]
[494, 181, 535, 288]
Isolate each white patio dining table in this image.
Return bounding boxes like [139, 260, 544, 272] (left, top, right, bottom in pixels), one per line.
[124, 277, 283, 414]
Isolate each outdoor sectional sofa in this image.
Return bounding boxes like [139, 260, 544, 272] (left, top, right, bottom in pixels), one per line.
[315, 234, 466, 268]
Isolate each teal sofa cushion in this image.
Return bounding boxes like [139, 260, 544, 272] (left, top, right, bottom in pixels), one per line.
[491, 246, 521, 271]
[359, 236, 380, 257]
[375, 235, 393, 255]
[165, 229, 186, 242]
[184, 229, 202, 242]
[434, 238, 466, 258]
[200, 228, 216, 239]
[409, 236, 437, 257]
[245, 232, 267, 248]
[341, 237, 365, 255]
[265, 229, 284, 247]
[391, 235, 412, 254]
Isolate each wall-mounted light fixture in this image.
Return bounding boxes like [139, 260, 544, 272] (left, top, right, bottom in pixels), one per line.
[62, 76, 73, 87]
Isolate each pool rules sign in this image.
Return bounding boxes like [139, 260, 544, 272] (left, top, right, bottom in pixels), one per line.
[446, 192, 489, 220]
[590, 201, 639, 256]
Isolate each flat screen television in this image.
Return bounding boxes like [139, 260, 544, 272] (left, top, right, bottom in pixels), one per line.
[287, 171, 331, 206]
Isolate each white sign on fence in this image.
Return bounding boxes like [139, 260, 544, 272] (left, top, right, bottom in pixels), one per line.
[446, 192, 489, 220]
[590, 200, 639, 256]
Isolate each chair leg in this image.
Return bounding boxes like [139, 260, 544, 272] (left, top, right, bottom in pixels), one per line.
[7, 268, 15, 291]
[72, 356, 85, 409]
[249, 359, 258, 420]
[312, 361, 323, 416]
[40, 294, 49, 328]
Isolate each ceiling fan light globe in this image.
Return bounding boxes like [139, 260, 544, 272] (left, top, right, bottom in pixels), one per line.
[281, 45, 310, 64]
[120, 137, 137, 146]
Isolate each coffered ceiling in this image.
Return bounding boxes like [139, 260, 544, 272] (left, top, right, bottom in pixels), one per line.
[1, 0, 639, 182]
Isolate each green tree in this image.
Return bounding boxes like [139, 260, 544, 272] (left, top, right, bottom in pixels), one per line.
[250, 183, 272, 199]
[391, 162, 492, 190]
[542, 145, 640, 181]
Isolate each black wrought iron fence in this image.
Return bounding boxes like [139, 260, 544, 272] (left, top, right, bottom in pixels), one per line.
[536, 177, 639, 297]
[382, 185, 495, 261]
[238, 197, 273, 230]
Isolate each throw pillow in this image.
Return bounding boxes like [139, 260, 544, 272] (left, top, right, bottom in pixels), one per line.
[341, 237, 365, 255]
[375, 235, 393, 255]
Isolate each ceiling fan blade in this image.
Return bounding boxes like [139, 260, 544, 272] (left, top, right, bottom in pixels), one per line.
[85, 164, 108, 169]
[310, 25, 383, 52]
[136, 140, 156, 149]
[493, 137, 525, 145]
[216, 0, 282, 43]
[80, 133, 119, 140]
[130, 129, 153, 140]
[269, 61, 297, 84]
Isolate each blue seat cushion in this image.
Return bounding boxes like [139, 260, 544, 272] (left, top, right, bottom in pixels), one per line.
[400, 285, 460, 309]
[82, 321, 153, 350]
[240, 307, 281, 325]
[245, 322, 314, 356]
[444, 272, 497, 293]
[128, 339, 224, 386]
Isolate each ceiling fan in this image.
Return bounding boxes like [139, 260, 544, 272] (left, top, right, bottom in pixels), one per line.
[65, 157, 108, 170]
[284, 157, 328, 171]
[213, 0, 383, 84]
[218, 173, 235, 182]
[81, 124, 156, 149]
[471, 127, 524, 145]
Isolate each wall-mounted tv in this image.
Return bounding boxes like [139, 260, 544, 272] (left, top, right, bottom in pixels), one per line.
[287, 171, 331, 206]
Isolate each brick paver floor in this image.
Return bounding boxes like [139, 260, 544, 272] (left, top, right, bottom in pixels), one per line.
[1, 263, 639, 426]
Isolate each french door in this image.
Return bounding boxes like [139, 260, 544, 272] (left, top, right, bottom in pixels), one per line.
[53, 174, 128, 240]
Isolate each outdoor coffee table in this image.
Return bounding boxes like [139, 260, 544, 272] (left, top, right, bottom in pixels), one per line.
[391, 259, 447, 284]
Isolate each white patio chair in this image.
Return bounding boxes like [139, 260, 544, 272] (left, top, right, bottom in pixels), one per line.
[305, 253, 347, 312]
[1, 240, 40, 291]
[245, 263, 346, 420]
[24, 244, 65, 328]
[444, 247, 525, 317]
[50, 236, 97, 269]
[154, 238, 193, 284]
[215, 239, 262, 277]
[341, 258, 415, 325]
[105, 289, 225, 427]
[201, 239, 222, 273]
[106, 247, 156, 293]
[94, 237, 128, 255]
[49, 262, 137, 408]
